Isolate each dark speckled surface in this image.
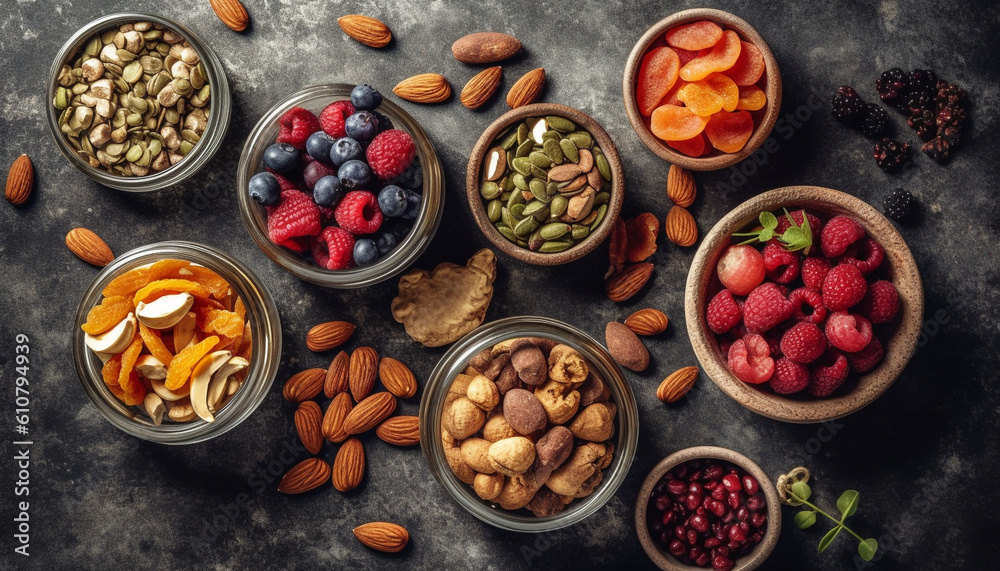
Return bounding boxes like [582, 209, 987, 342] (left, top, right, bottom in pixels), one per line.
[2, 1, 998, 569]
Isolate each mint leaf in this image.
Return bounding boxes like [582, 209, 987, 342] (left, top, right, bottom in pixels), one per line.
[837, 490, 859, 518]
[858, 538, 878, 561]
[791, 480, 812, 501]
[795, 510, 817, 529]
[760, 211, 778, 230]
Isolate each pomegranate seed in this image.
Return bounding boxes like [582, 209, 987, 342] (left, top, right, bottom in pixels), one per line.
[655, 495, 671, 511]
[713, 545, 730, 558]
[687, 529, 698, 545]
[691, 514, 710, 533]
[674, 525, 687, 540]
[739, 521, 750, 534]
[708, 500, 726, 517]
[689, 545, 705, 560]
[696, 553, 711, 567]
[669, 539, 687, 556]
[713, 555, 734, 571]
[689, 482, 703, 495]
[729, 525, 747, 542]
[736, 506, 749, 521]
[746, 494, 765, 511]
[705, 464, 724, 480]
[721, 474, 742, 492]
[661, 510, 675, 525]
[667, 479, 687, 495]
[704, 480, 719, 490]
[704, 537, 722, 549]
[712, 486, 726, 500]
[685, 493, 702, 511]
[742, 474, 759, 495]
[727, 491, 742, 510]
[722, 510, 735, 523]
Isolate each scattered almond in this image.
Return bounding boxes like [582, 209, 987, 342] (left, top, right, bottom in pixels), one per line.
[605, 322, 650, 372]
[378, 357, 417, 398]
[375, 415, 420, 446]
[393, 73, 451, 103]
[306, 320, 355, 352]
[666, 164, 696, 207]
[624, 308, 669, 336]
[337, 14, 392, 48]
[5, 154, 33, 205]
[657, 366, 699, 403]
[506, 67, 545, 108]
[277, 457, 331, 494]
[666, 206, 698, 247]
[605, 262, 653, 302]
[322, 391, 353, 443]
[451, 32, 522, 64]
[282, 368, 326, 403]
[460, 66, 502, 109]
[324, 349, 350, 398]
[353, 521, 409, 553]
[209, 0, 249, 32]
[65, 228, 114, 266]
[343, 391, 397, 435]
[349, 346, 379, 402]
[331, 436, 365, 492]
[294, 401, 324, 455]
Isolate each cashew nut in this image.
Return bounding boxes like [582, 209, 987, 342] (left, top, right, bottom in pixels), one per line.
[208, 357, 248, 413]
[135, 292, 194, 329]
[172, 311, 198, 353]
[144, 393, 165, 426]
[135, 354, 168, 380]
[84, 313, 136, 354]
[189, 350, 233, 422]
[151, 377, 190, 401]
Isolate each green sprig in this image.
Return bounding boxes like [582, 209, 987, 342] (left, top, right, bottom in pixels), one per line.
[784, 478, 879, 561]
[732, 208, 813, 255]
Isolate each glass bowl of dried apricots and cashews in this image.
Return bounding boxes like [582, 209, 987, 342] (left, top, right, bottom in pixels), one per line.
[73, 241, 281, 444]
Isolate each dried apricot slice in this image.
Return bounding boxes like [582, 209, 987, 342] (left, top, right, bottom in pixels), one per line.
[665, 20, 723, 50]
[736, 85, 767, 111]
[724, 42, 765, 86]
[101, 355, 128, 400]
[102, 259, 191, 297]
[173, 265, 230, 299]
[165, 335, 219, 390]
[121, 370, 146, 406]
[677, 73, 739, 116]
[133, 279, 211, 305]
[637, 47, 680, 117]
[672, 46, 705, 68]
[667, 133, 708, 157]
[705, 110, 755, 153]
[661, 80, 685, 106]
[625, 213, 660, 262]
[139, 323, 174, 366]
[609, 216, 627, 274]
[204, 309, 244, 339]
[82, 295, 133, 335]
[650, 104, 710, 141]
[117, 331, 143, 392]
[679, 30, 742, 82]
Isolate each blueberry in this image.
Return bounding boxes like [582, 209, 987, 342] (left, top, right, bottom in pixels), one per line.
[401, 189, 421, 219]
[375, 231, 399, 256]
[353, 238, 379, 266]
[248, 172, 281, 205]
[313, 176, 344, 208]
[377, 185, 408, 217]
[372, 110, 394, 133]
[350, 84, 383, 111]
[390, 157, 422, 190]
[262, 142, 300, 173]
[329, 137, 364, 166]
[344, 111, 378, 142]
[338, 159, 372, 190]
[305, 131, 335, 163]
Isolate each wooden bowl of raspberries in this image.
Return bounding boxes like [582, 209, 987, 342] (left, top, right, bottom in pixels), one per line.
[684, 186, 923, 423]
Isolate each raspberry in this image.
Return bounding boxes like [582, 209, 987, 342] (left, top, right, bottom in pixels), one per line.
[707, 289, 743, 334]
[268, 169, 305, 192]
[808, 350, 849, 397]
[779, 322, 826, 364]
[801, 256, 831, 291]
[788, 287, 827, 325]
[319, 100, 355, 139]
[822, 264, 868, 311]
[820, 215, 864, 258]
[770, 358, 810, 394]
[857, 280, 900, 324]
[267, 190, 321, 245]
[335, 191, 384, 235]
[841, 236, 884, 274]
[727, 334, 775, 384]
[366, 129, 416, 180]
[825, 311, 873, 353]
[276, 107, 322, 150]
[742, 282, 794, 334]
[846, 336, 884, 373]
[312, 226, 355, 270]
[762, 242, 800, 284]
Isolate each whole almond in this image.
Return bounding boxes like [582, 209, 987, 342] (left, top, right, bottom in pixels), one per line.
[322, 392, 353, 443]
[605, 262, 654, 302]
[282, 368, 326, 403]
[657, 366, 699, 403]
[376, 415, 420, 446]
[378, 357, 417, 398]
[666, 164, 696, 207]
[506, 67, 545, 108]
[624, 308, 670, 336]
[349, 346, 379, 402]
[353, 521, 409, 553]
[331, 436, 365, 492]
[343, 392, 397, 435]
[277, 457, 331, 494]
[460, 66, 502, 109]
[295, 401, 324, 455]
[393, 73, 451, 103]
[337, 15, 392, 48]
[65, 228, 114, 266]
[307, 320, 355, 352]
[451, 32, 522, 64]
[5, 154, 33, 205]
[605, 322, 650, 372]
[209, 0, 249, 32]
[324, 350, 350, 398]
[666, 206, 698, 247]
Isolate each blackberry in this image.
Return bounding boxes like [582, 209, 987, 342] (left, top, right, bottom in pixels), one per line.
[831, 85, 866, 124]
[907, 108, 937, 141]
[900, 90, 933, 116]
[876, 68, 907, 107]
[873, 137, 910, 172]
[883, 188, 914, 221]
[906, 69, 937, 96]
[921, 137, 952, 162]
[936, 104, 967, 139]
[860, 104, 889, 138]
[935, 80, 965, 108]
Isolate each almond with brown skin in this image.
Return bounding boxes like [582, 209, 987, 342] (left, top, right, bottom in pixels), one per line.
[349, 346, 378, 402]
[666, 164, 696, 207]
[324, 350, 350, 398]
[375, 415, 420, 446]
[65, 228, 114, 266]
[605, 321, 650, 372]
[353, 521, 409, 553]
[657, 366, 699, 403]
[378, 357, 417, 398]
[277, 457, 331, 494]
[624, 308, 669, 336]
[666, 205, 698, 247]
[322, 391, 353, 443]
[209, 0, 249, 32]
[307, 320, 355, 352]
[343, 391, 397, 435]
[451, 32, 522, 63]
[605, 262, 653, 302]
[282, 368, 326, 403]
[506, 67, 545, 108]
[337, 15, 392, 48]
[393, 73, 451, 103]
[294, 401, 323, 455]
[5, 154, 33, 205]
[331, 436, 365, 492]
[460, 66, 502, 109]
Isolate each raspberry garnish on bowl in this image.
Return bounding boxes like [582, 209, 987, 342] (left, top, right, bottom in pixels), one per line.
[335, 191, 384, 235]
[366, 129, 416, 180]
[267, 190, 321, 246]
[276, 107, 322, 150]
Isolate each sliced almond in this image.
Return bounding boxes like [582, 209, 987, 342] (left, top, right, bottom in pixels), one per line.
[135, 292, 194, 329]
[84, 312, 136, 354]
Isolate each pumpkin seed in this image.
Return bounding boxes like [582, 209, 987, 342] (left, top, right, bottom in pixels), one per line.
[516, 123, 529, 145]
[522, 200, 549, 220]
[510, 203, 526, 220]
[567, 131, 592, 149]
[481, 181, 501, 200]
[529, 164, 548, 180]
[541, 130, 561, 143]
[506, 188, 526, 209]
[512, 173, 529, 190]
[487, 199, 503, 222]
[545, 116, 576, 132]
[539, 240, 573, 253]
[513, 215, 540, 238]
[123, 61, 143, 83]
[125, 144, 143, 163]
[590, 204, 608, 230]
[498, 126, 518, 150]
[497, 224, 517, 243]
[571, 224, 591, 240]
[529, 151, 552, 169]
[515, 138, 533, 158]
[528, 229, 545, 251]
[501, 206, 515, 230]
[594, 191, 610, 206]
[549, 195, 568, 218]
[539, 223, 571, 240]
[528, 178, 547, 201]
[595, 153, 611, 181]
[543, 138, 564, 164]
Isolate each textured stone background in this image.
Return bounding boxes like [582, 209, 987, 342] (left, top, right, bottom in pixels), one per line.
[1, 0, 998, 569]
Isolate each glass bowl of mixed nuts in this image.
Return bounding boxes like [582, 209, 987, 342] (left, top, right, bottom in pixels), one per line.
[46, 13, 231, 191]
[420, 316, 638, 531]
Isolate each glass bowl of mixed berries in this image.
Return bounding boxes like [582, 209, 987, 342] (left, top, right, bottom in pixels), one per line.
[237, 84, 443, 288]
[684, 186, 923, 423]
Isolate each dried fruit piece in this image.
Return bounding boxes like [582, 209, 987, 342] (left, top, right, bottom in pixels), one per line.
[66, 228, 114, 266]
[507, 68, 546, 108]
[665, 20, 723, 50]
[723, 41, 765, 86]
[735, 85, 767, 111]
[177, 266, 230, 299]
[625, 213, 660, 262]
[82, 295, 132, 335]
[133, 278, 211, 305]
[337, 14, 392, 48]
[679, 30, 742, 82]
[666, 133, 708, 157]
[650, 104, 710, 141]
[677, 73, 739, 116]
[704, 110, 754, 153]
[637, 47, 680, 116]
[203, 309, 243, 339]
[608, 216, 628, 275]
[353, 522, 409, 553]
[666, 205, 698, 247]
[117, 332, 145, 403]
[138, 323, 174, 366]
[165, 336, 219, 390]
[667, 164, 697, 207]
[624, 308, 669, 336]
[102, 259, 190, 297]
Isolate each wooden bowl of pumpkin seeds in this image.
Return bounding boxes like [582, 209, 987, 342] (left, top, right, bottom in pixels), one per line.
[466, 103, 624, 265]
